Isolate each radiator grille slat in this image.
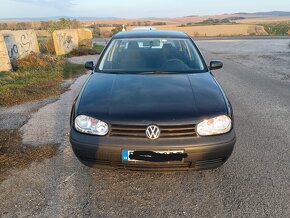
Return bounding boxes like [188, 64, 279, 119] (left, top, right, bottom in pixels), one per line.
[110, 124, 197, 138]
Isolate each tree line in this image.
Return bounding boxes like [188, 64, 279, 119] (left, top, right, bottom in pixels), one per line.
[0, 18, 80, 31]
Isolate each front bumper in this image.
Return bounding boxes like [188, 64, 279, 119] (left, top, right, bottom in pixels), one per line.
[70, 128, 236, 171]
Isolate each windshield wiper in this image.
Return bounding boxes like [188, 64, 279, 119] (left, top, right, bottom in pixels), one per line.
[139, 71, 178, 74]
[99, 71, 180, 74]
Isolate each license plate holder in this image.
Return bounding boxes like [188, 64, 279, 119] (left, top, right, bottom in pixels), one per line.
[122, 150, 186, 162]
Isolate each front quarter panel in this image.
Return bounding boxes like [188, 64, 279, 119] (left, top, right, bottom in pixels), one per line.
[70, 74, 94, 127]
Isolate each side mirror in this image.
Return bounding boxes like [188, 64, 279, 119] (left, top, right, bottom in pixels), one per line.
[85, 61, 94, 70]
[209, 61, 223, 70]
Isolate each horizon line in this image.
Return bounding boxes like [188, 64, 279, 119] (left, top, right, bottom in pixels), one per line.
[1, 10, 290, 20]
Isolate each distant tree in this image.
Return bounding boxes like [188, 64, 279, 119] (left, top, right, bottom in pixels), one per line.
[71, 19, 80, 29]
[16, 22, 27, 30]
[47, 18, 81, 33]
[152, 22, 167, 26]
[25, 22, 32, 29]
[88, 24, 101, 37]
[97, 24, 111, 27]
[40, 21, 50, 30]
[102, 30, 113, 38]
[144, 21, 151, 26]
[111, 25, 123, 35]
[0, 23, 8, 30]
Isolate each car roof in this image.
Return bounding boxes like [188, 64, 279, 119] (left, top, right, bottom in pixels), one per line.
[113, 30, 189, 39]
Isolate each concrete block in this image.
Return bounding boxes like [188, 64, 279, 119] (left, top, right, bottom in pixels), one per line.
[52, 29, 79, 55]
[2, 30, 40, 60]
[0, 33, 12, 72]
[77, 28, 93, 48]
[52, 28, 93, 55]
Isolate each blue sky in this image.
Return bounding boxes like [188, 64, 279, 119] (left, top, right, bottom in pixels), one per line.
[1, 0, 290, 18]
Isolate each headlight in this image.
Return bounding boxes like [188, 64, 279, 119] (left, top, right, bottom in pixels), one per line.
[74, 115, 109, 136]
[197, 115, 232, 136]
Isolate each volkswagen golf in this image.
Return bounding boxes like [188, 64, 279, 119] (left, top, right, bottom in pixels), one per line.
[70, 30, 236, 171]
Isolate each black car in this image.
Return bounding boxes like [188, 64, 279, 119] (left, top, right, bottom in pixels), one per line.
[70, 30, 236, 171]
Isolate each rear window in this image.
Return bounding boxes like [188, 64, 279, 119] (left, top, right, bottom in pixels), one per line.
[97, 38, 206, 73]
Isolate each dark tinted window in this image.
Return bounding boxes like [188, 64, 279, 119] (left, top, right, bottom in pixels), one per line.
[98, 38, 205, 73]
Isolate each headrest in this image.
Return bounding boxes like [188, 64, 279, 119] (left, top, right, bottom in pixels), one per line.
[162, 43, 174, 50]
[127, 41, 139, 50]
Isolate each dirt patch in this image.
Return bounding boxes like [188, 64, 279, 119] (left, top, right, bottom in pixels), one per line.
[0, 130, 58, 182]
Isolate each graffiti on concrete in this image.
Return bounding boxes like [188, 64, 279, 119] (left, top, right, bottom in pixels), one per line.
[19, 33, 32, 52]
[8, 44, 19, 59]
[56, 33, 73, 49]
[6, 31, 34, 59]
[52, 29, 92, 55]
[0, 30, 39, 71]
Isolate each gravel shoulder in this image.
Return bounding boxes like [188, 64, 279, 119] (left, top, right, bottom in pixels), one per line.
[0, 56, 93, 181]
[20, 74, 88, 146]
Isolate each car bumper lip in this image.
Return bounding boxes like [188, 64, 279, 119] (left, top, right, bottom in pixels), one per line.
[70, 128, 236, 171]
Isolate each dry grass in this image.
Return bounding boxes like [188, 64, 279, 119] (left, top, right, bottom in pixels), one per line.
[0, 53, 86, 106]
[35, 30, 51, 38]
[79, 15, 234, 26]
[65, 44, 104, 57]
[0, 82, 62, 106]
[38, 37, 55, 55]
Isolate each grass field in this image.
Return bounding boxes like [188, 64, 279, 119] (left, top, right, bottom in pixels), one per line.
[235, 17, 290, 36]
[261, 21, 290, 36]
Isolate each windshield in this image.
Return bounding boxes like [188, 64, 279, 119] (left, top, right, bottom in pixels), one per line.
[97, 38, 206, 73]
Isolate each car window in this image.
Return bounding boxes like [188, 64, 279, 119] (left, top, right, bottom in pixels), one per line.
[98, 38, 206, 73]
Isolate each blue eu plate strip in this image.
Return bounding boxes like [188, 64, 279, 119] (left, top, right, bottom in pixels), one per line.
[122, 150, 129, 161]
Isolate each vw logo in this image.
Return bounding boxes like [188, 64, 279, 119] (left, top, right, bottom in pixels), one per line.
[146, 125, 160, 140]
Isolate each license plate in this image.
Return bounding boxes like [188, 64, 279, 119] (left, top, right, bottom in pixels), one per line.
[122, 150, 185, 162]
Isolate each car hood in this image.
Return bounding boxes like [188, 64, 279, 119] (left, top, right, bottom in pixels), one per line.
[77, 72, 228, 124]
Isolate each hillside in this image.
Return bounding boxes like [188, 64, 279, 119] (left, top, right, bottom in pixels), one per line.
[234, 11, 290, 17]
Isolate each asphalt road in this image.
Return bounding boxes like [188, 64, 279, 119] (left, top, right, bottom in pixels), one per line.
[1, 39, 290, 217]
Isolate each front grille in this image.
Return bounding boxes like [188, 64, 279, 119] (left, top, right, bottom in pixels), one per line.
[110, 124, 196, 138]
